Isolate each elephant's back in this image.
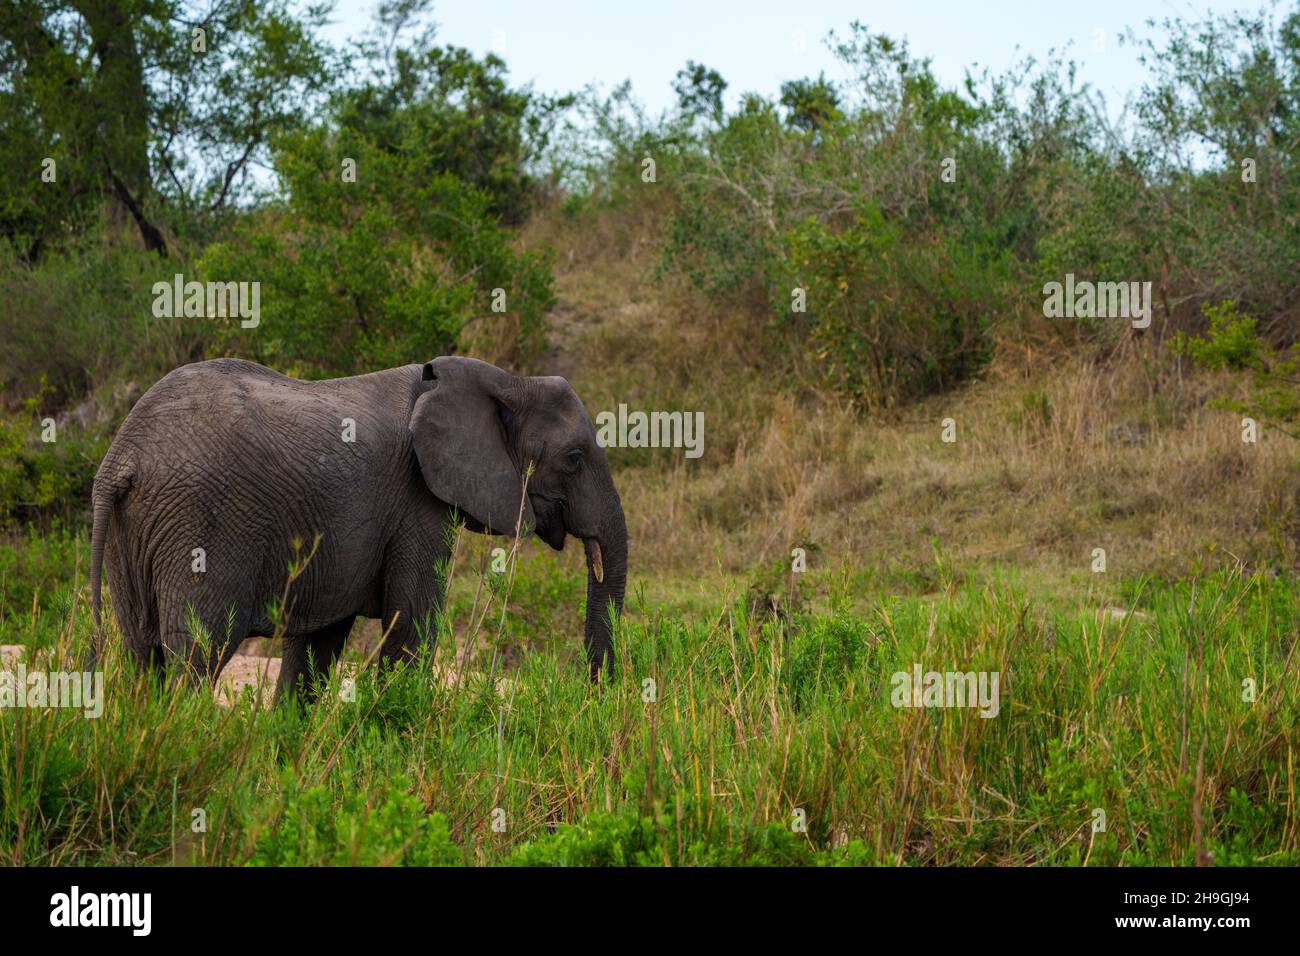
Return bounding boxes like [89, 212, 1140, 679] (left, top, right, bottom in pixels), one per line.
[115, 358, 398, 453]
[108, 360, 290, 472]
[99, 360, 412, 606]
[100, 360, 410, 527]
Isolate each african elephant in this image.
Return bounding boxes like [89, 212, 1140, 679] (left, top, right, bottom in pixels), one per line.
[88, 356, 627, 701]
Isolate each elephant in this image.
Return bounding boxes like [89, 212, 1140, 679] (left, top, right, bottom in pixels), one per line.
[88, 355, 628, 701]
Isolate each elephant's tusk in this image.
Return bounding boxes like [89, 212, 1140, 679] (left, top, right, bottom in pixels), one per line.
[585, 538, 604, 584]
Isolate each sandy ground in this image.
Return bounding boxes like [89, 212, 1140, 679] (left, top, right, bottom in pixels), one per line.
[213, 655, 282, 708]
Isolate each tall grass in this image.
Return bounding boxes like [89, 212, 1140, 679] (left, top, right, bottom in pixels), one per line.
[2, 552, 1295, 866]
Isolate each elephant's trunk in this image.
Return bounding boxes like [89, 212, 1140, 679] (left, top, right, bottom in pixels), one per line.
[582, 499, 627, 681]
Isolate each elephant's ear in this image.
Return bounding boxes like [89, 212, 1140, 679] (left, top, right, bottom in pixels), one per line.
[409, 357, 536, 537]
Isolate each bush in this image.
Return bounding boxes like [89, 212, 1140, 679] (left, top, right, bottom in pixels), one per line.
[0, 522, 85, 630]
[651, 29, 1038, 406]
[508, 807, 820, 866]
[335, 45, 570, 227]
[1174, 300, 1300, 434]
[1173, 301, 1266, 372]
[783, 609, 873, 709]
[250, 781, 464, 866]
[0, 394, 107, 529]
[785, 205, 1006, 406]
[0, 240, 204, 410]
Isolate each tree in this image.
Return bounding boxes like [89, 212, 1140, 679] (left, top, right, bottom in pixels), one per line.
[0, 0, 334, 257]
[333, 43, 569, 226]
[673, 60, 727, 123]
[199, 37, 559, 375]
[779, 75, 841, 132]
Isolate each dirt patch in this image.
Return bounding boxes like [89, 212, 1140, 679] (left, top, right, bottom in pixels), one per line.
[214, 655, 282, 708]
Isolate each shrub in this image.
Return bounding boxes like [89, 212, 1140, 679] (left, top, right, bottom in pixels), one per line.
[0, 393, 107, 529]
[0, 240, 203, 409]
[785, 206, 1006, 406]
[783, 609, 873, 709]
[250, 781, 464, 866]
[1174, 300, 1300, 434]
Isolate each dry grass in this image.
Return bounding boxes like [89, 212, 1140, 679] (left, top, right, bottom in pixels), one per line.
[517, 201, 1300, 594]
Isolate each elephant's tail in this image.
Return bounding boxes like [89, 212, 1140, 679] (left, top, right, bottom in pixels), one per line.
[89, 468, 130, 667]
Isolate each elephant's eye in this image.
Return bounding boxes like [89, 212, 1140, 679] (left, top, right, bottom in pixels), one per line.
[566, 449, 584, 470]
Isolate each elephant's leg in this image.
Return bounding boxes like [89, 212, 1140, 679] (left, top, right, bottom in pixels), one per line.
[376, 520, 449, 668]
[376, 578, 443, 667]
[376, 603, 440, 666]
[103, 534, 163, 676]
[122, 639, 160, 674]
[157, 597, 248, 686]
[276, 616, 355, 706]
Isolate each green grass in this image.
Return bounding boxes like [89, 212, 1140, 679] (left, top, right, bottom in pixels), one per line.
[1, 539, 1296, 866]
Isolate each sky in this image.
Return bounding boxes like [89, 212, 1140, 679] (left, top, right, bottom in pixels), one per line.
[320, 0, 1264, 118]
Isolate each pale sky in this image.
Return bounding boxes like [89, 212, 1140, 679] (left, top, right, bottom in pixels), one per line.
[321, 0, 1267, 119]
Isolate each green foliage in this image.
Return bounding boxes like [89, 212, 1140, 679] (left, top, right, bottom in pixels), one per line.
[1128, 8, 1300, 335]
[251, 781, 464, 866]
[1173, 301, 1265, 372]
[4, 558, 1296, 866]
[0, 392, 106, 529]
[335, 43, 571, 226]
[200, 125, 555, 376]
[643, 11, 1300, 404]
[510, 808, 819, 866]
[779, 74, 842, 132]
[783, 608, 872, 709]
[785, 206, 1005, 405]
[1033, 155, 1159, 323]
[508, 810, 663, 866]
[0, 239, 199, 407]
[654, 26, 1047, 405]
[0, 523, 84, 634]
[673, 61, 728, 124]
[1174, 300, 1300, 433]
[0, 0, 335, 255]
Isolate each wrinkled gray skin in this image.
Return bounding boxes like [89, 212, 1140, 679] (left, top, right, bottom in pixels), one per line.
[89, 356, 627, 701]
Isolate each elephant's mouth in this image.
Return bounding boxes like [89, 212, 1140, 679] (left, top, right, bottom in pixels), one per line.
[529, 495, 603, 582]
[530, 494, 567, 551]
